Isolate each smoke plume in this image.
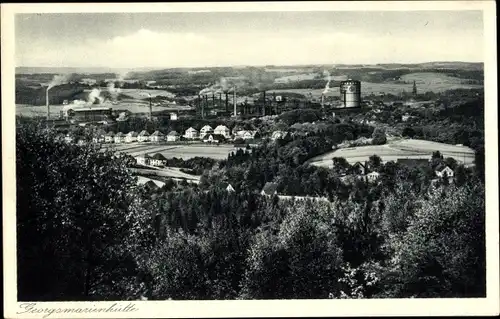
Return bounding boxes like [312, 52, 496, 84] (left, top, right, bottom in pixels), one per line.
[322, 70, 331, 95]
[199, 78, 232, 95]
[88, 88, 104, 104]
[47, 74, 70, 90]
[107, 82, 121, 101]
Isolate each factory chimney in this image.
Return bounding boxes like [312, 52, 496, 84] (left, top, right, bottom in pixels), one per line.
[203, 95, 208, 118]
[46, 88, 50, 120]
[225, 92, 229, 112]
[321, 94, 325, 109]
[149, 96, 152, 120]
[273, 92, 277, 114]
[219, 92, 222, 109]
[233, 87, 237, 117]
[212, 93, 215, 108]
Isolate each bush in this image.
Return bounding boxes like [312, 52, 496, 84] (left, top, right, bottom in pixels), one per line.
[372, 127, 387, 145]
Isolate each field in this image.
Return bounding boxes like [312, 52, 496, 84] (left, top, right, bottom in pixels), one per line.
[134, 168, 200, 183]
[267, 72, 483, 99]
[308, 139, 475, 167]
[118, 89, 175, 99]
[111, 142, 239, 160]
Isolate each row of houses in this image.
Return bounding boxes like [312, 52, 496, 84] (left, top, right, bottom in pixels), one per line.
[101, 130, 181, 143]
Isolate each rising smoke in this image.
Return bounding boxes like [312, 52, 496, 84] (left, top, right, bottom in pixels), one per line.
[199, 77, 234, 96]
[107, 82, 121, 101]
[322, 70, 331, 95]
[88, 88, 104, 105]
[46, 74, 71, 91]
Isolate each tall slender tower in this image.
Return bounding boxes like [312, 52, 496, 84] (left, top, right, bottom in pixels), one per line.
[149, 96, 152, 120]
[412, 80, 417, 96]
[46, 88, 50, 120]
[233, 87, 237, 117]
[225, 92, 229, 112]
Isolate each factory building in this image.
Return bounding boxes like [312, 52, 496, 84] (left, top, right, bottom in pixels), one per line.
[340, 80, 361, 108]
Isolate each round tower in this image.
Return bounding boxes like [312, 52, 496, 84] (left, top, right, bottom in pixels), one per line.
[340, 79, 361, 108]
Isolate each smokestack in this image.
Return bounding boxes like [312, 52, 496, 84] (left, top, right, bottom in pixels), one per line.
[273, 92, 278, 115]
[149, 96, 152, 120]
[219, 92, 222, 108]
[212, 93, 215, 108]
[225, 92, 229, 112]
[233, 87, 237, 117]
[203, 95, 208, 118]
[321, 94, 325, 109]
[46, 88, 50, 120]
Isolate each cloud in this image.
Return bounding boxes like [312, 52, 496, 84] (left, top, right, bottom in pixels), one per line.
[16, 28, 483, 68]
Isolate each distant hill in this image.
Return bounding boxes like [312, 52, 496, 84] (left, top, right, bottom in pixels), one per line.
[15, 67, 158, 75]
[16, 62, 483, 75]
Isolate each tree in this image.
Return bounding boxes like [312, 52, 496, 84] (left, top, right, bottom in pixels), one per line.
[412, 80, 417, 96]
[16, 123, 154, 301]
[368, 155, 383, 171]
[382, 182, 485, 298]
[402, 127, 416, 138]
[332, 157, 351, 175]
[372, 127, 387, 145]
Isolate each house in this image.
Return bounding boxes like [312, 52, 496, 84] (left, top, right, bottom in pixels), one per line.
[141, 180, 161, 191]
[366, 171, 381, 183]
[203, 134, 225, 143]
[135, 154, 151, 166]
[214, 125, 231, 138]
[435, 165, 454, 179]
[184, 127, 199, 139]
[150, 130, 165, 143]
[170, 113, 178, 121]
[114, 132, 125, 144]
[105, 131, 115, 143]
[137, 130, 150, 142]
[234, 130, 248, 139]
[92, 129, 106, 143]
[80, 78, 97, 85]
[166, 131, 180, 142]
[351, 162, 368, 175]
[200, 125, 213, 138]
[232, 126, 244, 137]
[242, 130, 258, 140]
[402, 114, 412, 122]
[261, 182, 278, 196]
[64, 134, 74, 144]
[218, 182, 235, 193]
[125, 131, 138, 143]
[150, 153, 167, 167]
[271, 130, 289, 141]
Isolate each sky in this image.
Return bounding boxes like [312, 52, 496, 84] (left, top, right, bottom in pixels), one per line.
[15, 11, 484, 68]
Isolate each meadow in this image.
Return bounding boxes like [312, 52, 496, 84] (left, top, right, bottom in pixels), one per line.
[308, 138, 475, 167]
[112, 142, 238, 160]
[267, 72, 483, 98]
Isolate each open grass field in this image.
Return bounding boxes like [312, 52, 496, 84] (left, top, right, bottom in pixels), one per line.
[118, 88, 175, 99]
[112, 142, 238, 160]
[308, 138, 475, 168]
[134, 168, 201, 183]
[267, 73, 483, 99]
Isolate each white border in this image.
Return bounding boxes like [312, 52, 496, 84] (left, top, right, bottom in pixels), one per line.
[2, 2, 499, 318]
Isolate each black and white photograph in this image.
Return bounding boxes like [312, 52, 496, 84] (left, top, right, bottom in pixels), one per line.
[2, 1, 499, 318]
